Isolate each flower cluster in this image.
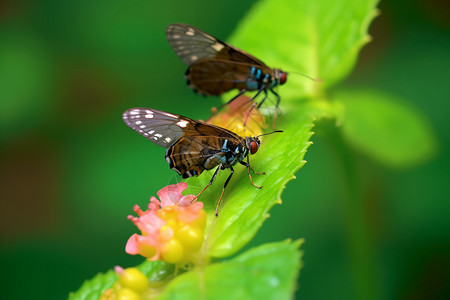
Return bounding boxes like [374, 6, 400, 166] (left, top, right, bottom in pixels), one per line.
[100, 267, 157, 300]
[125, 182, 206, 264]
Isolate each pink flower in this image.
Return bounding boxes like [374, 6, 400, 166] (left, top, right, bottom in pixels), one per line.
[125, 182, 206, 264]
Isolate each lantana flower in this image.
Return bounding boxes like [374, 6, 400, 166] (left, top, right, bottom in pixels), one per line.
[100, 266, 166, 300]
[207, 95, 266, 137]
[125, 182, 206, 264]
[100, 267, 150, 300]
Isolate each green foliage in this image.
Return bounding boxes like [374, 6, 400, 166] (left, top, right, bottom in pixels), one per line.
[230, 0, 379, 98]
[68, 269, 117, 300]
[185, 0, 380, 259]
[70, 0, 438, 298]
[159, 240, 303, 300]
[185, 111, 313, 258]
[336, 89, 437, 168]
[69, 241, 301, 300]
[69, 261, 174, 300]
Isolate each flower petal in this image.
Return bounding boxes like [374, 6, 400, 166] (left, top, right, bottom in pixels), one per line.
[125, 234, 159, 260]
[178, 195, 196, 207]
[157, 182, 188, 206]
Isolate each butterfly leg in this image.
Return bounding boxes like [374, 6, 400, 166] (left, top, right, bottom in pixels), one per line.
[239, 157, 264, 189]
[243, 86, 266, 126]
[214, 89, 247, 118]
[269, 89, 281, 129]
[256, 88, 269, 108]
[193, 165, 221, 202]
[246, 156, 265, 175]
[215, 166, 234, 216]
[224, 89, 247, 106]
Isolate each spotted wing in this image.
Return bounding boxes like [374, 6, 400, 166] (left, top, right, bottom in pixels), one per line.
[166, 23, 267, 67]
[123, 108, 244, 177]
[122, 108, 192, 148]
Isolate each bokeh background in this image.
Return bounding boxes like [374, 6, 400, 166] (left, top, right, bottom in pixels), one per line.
[1, 0, 449, 299]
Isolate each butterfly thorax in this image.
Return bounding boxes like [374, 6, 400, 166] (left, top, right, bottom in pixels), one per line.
[206, 138, 248, 170]
[246, 67, 287, 91]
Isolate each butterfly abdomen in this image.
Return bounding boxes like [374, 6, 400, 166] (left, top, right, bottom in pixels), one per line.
[186, 62, 279, 96]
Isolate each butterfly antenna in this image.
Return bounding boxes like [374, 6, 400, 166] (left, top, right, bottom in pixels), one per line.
[256, 130, 283, 138]
[287, 71, 322, 82]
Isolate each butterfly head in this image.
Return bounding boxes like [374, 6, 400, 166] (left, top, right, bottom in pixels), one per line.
[245, 137, 261, 155]
[274, 69, 288, 86]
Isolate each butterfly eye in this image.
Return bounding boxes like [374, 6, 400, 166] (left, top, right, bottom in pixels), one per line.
[279, 72, 287, 85]
[250, 141, 259, 155]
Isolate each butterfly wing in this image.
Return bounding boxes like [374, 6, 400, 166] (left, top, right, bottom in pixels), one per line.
[166, 23, 268, 67]
[123, 108, 244, 177]
[186, 58, 275, 95]
[122, 108, 190, 147]
[166, 135, 236, 178]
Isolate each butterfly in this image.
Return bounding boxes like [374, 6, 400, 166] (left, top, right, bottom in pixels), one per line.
[122, 108, 281, 216]
[166, 23, 287, 125]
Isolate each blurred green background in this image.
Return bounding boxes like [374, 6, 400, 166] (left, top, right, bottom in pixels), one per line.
[0, 0, 449, 299]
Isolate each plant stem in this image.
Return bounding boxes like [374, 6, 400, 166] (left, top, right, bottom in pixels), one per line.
[327, 126, 381, 300]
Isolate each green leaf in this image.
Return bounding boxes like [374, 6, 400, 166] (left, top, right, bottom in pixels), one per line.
[68, 261, 174, 300]
[336, 89, 437, 168]
[158, 240, 303, 300]
[185, 109, 312, 258]
[229, 0, 379, 99]
[68, 269, 117, 300]
[183, 0, 379, 258]
[69, 0, 380, 296]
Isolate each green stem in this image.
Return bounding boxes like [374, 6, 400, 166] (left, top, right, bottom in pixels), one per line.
[327, 126, 381, 300]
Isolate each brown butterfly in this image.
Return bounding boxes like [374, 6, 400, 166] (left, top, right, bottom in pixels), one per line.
[122, 108, 281, 215]
[166, 23, 287, 123]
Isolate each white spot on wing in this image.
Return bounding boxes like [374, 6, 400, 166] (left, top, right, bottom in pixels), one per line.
[191, 55, 198, 62]
[149, 130, 155, 134]
[186, 28, 195, 36]
[135, 121, 142, 125]
[172, 34, 180, 39]
[139, 125, 146, 129]
[211, 42, 224, 52]
[155, 134, 162, 138]
[130, 110, 140, 115]
[176, 120, 188, 128]
[145, 113, 153, 119]
[165, 137, 172, 143]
